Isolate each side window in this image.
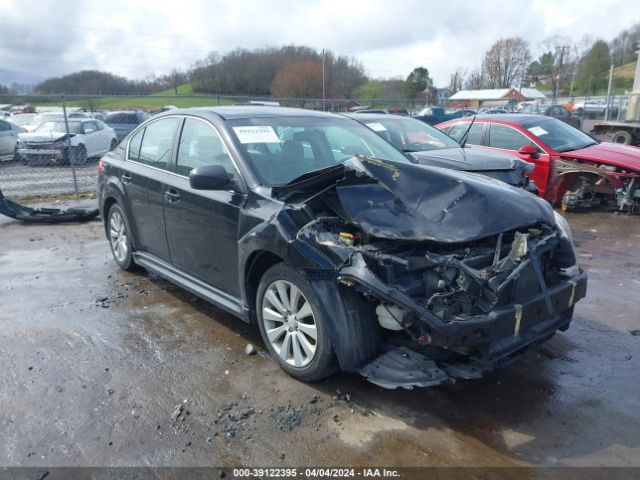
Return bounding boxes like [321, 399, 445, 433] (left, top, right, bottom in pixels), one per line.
[176, 118, 235, 177]
[447, 123, 483, 145]
[489, 124, 534, 151]
[137, 117, 179, 169]
[127, 128, 144, 161]
[83, 121, 98, 134]
[0, 120, 10, 131]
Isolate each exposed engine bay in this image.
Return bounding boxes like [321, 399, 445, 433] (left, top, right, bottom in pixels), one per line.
[555, 158, 640, 214]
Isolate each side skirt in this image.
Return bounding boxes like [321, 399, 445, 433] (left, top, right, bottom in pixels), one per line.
[132, 251, 248, 321]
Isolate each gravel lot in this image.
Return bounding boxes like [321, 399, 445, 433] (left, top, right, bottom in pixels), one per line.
[0, 162, 98, 199]
[0, 201, 639, 471]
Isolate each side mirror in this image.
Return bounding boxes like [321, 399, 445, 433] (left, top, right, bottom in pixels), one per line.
[84, 128, 95, 134]
[518, 144, 539, 159]
[189, 165, 231, 190]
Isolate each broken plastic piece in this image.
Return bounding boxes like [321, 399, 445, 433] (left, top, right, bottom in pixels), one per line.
[359, 346, 449, 389]
[0, 187, 99, 224]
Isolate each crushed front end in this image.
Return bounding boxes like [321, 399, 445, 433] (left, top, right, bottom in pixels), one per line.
[300, 218, 586, 389]
[287, 158, 587, 389]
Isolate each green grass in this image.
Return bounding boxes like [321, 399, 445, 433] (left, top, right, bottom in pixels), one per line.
[152, 83, 196, 96]
[32, 94, 234, 111]
[31, 83, 239, 110]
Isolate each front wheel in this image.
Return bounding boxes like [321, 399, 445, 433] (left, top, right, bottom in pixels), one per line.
[256, 263, 337, 381]
[72, 145, 87, 165]
[109, 139, 118, 151]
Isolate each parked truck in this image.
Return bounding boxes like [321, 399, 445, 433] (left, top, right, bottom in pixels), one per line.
[413, 106, 465, 125]
[591, 52, 640, 146]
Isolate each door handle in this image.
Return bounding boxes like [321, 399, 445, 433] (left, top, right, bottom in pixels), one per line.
[121, 172, 132, 184]
[165, 188, 181, 203]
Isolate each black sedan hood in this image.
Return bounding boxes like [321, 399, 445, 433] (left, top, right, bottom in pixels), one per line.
[412, 147, 531, 172]
[332, 157, 554, 243]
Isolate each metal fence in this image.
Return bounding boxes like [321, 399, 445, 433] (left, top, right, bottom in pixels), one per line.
[0, 93, 422, 201]
[0, 92, 628, 202]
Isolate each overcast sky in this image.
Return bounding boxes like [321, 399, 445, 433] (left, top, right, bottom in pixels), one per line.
[0, 0, 637, 87]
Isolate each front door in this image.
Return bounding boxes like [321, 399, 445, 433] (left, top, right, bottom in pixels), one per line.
[486, 123, 552, 199]
[163, 117, 245, 296]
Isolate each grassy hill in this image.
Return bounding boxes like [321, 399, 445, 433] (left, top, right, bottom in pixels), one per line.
[33, 83, 239, 110]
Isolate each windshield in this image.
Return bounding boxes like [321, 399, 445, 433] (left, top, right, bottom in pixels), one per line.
[361, 117, 460, 152]
[227, 116, 410, 187]
[35, 121, 83, 134]
[519, 117, 596, 152]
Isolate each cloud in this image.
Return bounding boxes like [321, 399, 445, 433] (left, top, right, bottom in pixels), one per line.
[0, 0, 637, 87]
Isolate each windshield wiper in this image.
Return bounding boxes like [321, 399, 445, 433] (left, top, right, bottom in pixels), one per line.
[459, 116, 476, 148]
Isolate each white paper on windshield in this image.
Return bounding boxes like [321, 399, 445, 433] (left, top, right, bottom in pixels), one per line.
[232, 126, 280, 144]
[528, 126, 548, 136]
[366, 122, 387, 132]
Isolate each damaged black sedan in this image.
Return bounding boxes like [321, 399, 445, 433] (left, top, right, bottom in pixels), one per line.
[97, 107, 587, 389]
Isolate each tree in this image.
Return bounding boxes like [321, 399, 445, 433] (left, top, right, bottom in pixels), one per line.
[575, 40, 611, 94]
[353, 80, 385, 99]
[609, 22, 640, 66]
[481, 37, 531, 88]
[270, 60, 323, 107]
[465, 66, 485, 89]
[448, 67, 466, 95]
[169, 68, 184, 95]
[404, 67, 433, 100]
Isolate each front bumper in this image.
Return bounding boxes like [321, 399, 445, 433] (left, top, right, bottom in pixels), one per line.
[344, 254, 587, 388]
[18, 148, 65, 164]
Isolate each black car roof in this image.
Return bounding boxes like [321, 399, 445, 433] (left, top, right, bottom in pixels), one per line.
[156, 106, 342, 121]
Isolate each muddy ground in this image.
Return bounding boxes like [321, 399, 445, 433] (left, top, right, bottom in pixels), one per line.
[0, 203, 639, 469]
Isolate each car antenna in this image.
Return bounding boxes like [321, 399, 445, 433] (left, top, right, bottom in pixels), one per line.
[459, 115, 476, 148]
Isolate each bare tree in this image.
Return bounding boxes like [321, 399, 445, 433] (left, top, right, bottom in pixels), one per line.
[482, 37, 531, 88]
[465, 66, 484, 89]
[448, 67, 466, 94]
[270, 60, 323, 107]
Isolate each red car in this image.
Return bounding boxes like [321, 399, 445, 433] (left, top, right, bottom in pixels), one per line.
[437, 114, 640, 213]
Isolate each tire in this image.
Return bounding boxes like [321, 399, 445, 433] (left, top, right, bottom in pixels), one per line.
[106, 203, 135, 271]
[612, 130, 632, 145]
[74, 144, 87, 165]
[109, 139, 118, 151]
[256, 263, 337, 381]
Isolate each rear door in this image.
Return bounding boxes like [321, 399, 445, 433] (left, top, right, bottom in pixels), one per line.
[163, 117, 245, 296]
[486, 123, 552, 198]
[118, 116, 181, 260]
[445, 122, 486, 148]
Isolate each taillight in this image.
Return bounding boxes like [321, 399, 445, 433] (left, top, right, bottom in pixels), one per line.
[97, 159, 104, 174]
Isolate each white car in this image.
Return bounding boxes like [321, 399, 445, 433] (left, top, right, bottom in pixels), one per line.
[17, 119, 117, 166]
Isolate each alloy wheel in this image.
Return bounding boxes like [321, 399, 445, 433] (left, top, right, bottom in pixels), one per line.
[109, 210, 129, 264]
[261, 280, 317, 368]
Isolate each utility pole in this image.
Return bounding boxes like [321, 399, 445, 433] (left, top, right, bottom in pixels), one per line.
[554, 45, 569, 103]
[605, 64, 614, 121]
[322, 49, 325, 111]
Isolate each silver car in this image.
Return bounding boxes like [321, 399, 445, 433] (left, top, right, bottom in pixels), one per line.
[0, 118, 25, 162]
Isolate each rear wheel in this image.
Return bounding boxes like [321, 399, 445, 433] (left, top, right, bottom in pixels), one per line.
[612, 130, 632, 145]
[256, 263, 336, 381]
[107, 203, 135, 270]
